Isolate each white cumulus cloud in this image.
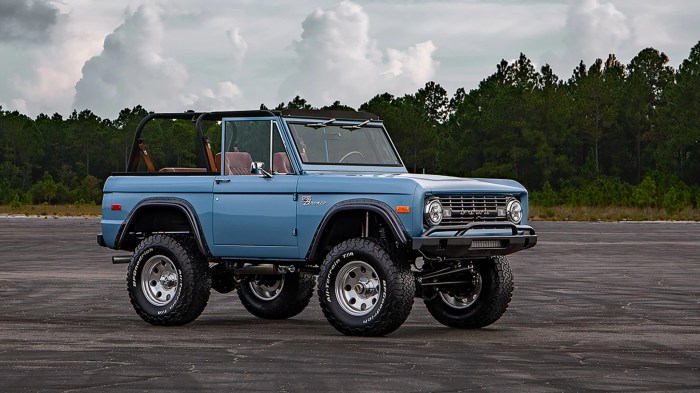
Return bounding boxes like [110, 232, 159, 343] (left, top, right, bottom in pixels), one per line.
[386, 41, 437, 84]
[279, 1, 437, 107]
[227, 28, 248, 68]
[73, 4, 244, 118]
[564, 0, 631, 65]
[181, 81, 242, 110]
[9, 11, 105, 117]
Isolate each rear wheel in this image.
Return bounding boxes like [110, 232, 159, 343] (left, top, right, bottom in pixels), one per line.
[423, 256, 513, 329]
[318, 238, 414, 336]
[127, 234, 211, 326]
[237, 271, 315, 319]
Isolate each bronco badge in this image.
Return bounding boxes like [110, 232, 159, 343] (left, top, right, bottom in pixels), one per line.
[302, 196, 327, 206]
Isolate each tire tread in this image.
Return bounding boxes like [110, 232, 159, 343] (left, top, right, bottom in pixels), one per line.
[424, 256, 513, 329]
[318, 238, 414, 336]
[127, 234, 211, 326]
[237, 272, 315, 319]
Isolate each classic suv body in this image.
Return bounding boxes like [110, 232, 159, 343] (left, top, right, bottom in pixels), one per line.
[98, 109, 536, 336]
[100, 113, 533, 261]
[101, 163, 532, 260]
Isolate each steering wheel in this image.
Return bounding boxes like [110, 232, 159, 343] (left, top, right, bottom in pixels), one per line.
[339, 151, 365, 163]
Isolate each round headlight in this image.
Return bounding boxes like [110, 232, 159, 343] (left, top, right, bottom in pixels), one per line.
[507, 199, 523, 224]
[424, 198, 443, 226]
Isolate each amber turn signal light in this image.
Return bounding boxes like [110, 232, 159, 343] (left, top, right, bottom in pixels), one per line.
[396, 206, 410, 214]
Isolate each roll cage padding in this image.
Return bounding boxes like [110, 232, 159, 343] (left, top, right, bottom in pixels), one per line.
[202, 136, 218, 172]
[137, 139, 156, 173]
[305, 198, 410, 262]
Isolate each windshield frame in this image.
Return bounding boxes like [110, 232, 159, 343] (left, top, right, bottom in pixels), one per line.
[284, 118, 406, 172]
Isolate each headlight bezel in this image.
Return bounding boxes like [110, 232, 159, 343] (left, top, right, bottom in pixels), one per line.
[506, 198, 523, 224]
[424, 198, 444, 227]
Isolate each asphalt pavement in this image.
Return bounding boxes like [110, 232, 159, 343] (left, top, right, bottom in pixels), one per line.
[0, 217, 698, 392]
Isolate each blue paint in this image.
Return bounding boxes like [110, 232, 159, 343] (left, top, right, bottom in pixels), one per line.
[100, 111, 533, 261]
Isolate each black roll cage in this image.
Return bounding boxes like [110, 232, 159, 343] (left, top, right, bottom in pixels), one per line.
[127, 111, 275, 173]
[126, 109, 383, 173]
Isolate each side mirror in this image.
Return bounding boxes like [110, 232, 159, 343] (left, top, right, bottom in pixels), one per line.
[252, 162, 273, 178]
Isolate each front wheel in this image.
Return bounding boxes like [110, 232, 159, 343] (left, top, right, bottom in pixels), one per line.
[127, 234, 211, 326]
[423, 256, 513, 329]
[318, 238, 414, 336]
[237, 271, 315, 319]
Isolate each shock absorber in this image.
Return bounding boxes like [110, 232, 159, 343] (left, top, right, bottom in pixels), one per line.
[378, 225, 388, 245]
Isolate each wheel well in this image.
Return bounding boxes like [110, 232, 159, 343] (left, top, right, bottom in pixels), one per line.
[313, 210, 398, 262]
[120, 206, 194, 251]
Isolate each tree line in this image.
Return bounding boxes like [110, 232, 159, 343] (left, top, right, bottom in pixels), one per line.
[1, 41, 699, 212]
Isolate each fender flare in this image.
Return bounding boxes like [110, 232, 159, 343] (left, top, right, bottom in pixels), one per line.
[115, 197, 212, 256]
[305, 198, 410, 261]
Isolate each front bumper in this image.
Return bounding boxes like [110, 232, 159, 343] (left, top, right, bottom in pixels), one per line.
[411, 222, 537, 259]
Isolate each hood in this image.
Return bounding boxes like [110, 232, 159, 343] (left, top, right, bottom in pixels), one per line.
[299, 171, 527, 195]
[394, 173, 526, 194]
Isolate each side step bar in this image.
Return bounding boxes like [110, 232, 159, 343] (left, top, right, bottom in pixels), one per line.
[112, 255, 132, 264]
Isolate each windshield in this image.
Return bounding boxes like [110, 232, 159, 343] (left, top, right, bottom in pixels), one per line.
[287, 122, 402, 166]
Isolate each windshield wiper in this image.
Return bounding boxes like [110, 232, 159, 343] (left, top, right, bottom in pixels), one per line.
[340, 120, 370, 130]
[305, 118, 336, 129]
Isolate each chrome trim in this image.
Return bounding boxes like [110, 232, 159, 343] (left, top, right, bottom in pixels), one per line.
[438, 195, 510, 225]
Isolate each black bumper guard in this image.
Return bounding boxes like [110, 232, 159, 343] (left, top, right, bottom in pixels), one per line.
[411, 222, 537, 259]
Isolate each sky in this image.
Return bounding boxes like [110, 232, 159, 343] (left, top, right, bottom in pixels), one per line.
[1, 0, 699, 119]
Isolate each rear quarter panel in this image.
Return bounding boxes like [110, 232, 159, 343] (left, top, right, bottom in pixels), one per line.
[100, 176, 215, 248]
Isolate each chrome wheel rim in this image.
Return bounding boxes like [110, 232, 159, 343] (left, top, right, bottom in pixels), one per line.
[249, 276, 285, 301]
[336, 261, 381, 316]
[141, 255, 179, 307]
[439, 268, 482, 309]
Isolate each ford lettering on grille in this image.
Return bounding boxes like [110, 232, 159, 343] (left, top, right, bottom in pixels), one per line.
[458, 209, 496, 217]
[440, 195, 509, 225]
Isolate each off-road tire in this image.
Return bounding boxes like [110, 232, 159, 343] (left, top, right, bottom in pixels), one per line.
[127, 234, 211, 326]
[237, 271, 315, 319]
[318, 238, 414, 336]
[424, 256, 513, 329]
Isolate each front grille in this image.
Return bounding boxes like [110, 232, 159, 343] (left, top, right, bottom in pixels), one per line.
[439, 195, 510, 225]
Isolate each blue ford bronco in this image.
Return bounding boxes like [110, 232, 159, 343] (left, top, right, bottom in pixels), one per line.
[97, 109, 537, 336]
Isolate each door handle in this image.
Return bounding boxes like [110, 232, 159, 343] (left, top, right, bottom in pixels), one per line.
[215, 178, 231, 184]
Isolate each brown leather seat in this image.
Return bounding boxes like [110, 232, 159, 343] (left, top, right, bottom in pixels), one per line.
[272, 152, 293, 174]
[215, 152, 253, 175]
